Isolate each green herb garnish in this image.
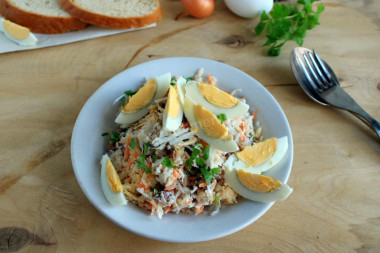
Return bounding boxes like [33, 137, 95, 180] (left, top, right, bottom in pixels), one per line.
[101, 132, 108, 136]
[185, 77, 193, 82]
[124, 90, 137, 96]
[170, 77, 176, 86]
[120, 96, 126, 107]
[255, 0, 325, 56]
[135, 154, 151, 174]
[134, 141, 152, 174]
[110, 131, 120, 143]
[162, 157, 176, 168]
[217, 113, 227, 123]
[129, 138, 136, 149]
[215, 195, 220, 206]
[150, 187, 158, 195]
[200, 167, 220, 185]
[152, 155, 158, 162]
[185, 146, 202, 169]
[204, 146, 210, 160]
[143, 141, 150, 154]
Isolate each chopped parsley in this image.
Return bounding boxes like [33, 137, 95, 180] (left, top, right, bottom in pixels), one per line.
[185, 145, 202, 169]
[162, 157, 176, 168]
[170, 77, 176, 86]
[200, 167, 220, 185]
[215, 195, 220, 206]
[150, 187, 158, 195]
[120, 96, 126, 107]
[129, 138, 136, 149]
[143, 141, 150, 154]
[134, 141, 151, 174]
[101, 132, 108, 136]
[109, 131, 120, 143]
[185, 144, 219, 184]
[124, 90, 137, 96]
[217, 113, 227, 123]
[204, 146, 210, 160]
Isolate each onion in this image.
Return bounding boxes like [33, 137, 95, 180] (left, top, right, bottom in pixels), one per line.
[176, 0, 215, 20]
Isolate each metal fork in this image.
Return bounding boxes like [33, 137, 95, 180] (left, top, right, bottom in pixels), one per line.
[290, 47, 380, 140]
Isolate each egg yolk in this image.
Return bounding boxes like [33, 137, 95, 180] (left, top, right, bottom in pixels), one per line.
[167, 85, 180, 118]
[3, 20, 30, 40]
[198, 82, 239, 109]
[237, 137, 277, 167]
[236, 170, 282, 192]
[193, 104, 231, 140]
[106, 158, 123, 193]
[123, 78, 157, 113]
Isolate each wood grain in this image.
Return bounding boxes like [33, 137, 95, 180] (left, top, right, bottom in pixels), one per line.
[0, 0, 379, 252]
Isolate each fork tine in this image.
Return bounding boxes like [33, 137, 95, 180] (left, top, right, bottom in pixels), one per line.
[307, 51, 329, 88]
[297, 56, 323, 93]
[303, 53, 324, 91]
[312, 50, 333, 83]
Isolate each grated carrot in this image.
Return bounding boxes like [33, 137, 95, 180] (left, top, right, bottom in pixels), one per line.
[164, 206, 172, 214]
[240, 132, 246, 142]
[137, 183, 148, 192]
[195, 205, 204, 213]
[173, 168, 180, 178]
[130, 151, 140, 159]
[207, 73, 213, 84]
[199, 182, 207, 188]
[180, 122, 190, 128]
[164, 185, 175, 191]
[123, 135, 131, 160]
[252, 109, 259, 121]
[200, 139, 209, 149]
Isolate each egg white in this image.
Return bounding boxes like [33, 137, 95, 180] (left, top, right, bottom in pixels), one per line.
[163, 86, 184, 132]
[176, 76, 187, 106]
[233, 136, 289, 174]
[0, 18, 38, 46]
[185, 80, 249, 118]
[115, 72, 171, 125]
[224, 166, 293, 202]
[183, 96, 238, 153]
[100, 154, 128, 206]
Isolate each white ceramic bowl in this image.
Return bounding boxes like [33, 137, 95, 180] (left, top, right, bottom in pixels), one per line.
[71, 57, 293, 243]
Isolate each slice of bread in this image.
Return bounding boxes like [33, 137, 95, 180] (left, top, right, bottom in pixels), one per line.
[0, 0, 87, 34]
[59, 0, 163, 29]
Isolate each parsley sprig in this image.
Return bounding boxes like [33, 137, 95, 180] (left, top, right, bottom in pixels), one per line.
[255, 0, 324, 56]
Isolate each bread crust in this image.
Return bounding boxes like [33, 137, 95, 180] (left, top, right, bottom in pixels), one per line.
[0, 0, 87, 34]
[59, 0, 163, 28]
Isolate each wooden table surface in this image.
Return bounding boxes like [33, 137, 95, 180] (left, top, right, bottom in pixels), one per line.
[1, 0, 379, 252]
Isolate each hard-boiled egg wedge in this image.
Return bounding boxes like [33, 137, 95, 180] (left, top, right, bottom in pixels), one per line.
[163, 85, 183, 131]
[0, 18, 38, 46]
[185, 80, 249, 118]
[225, 136, 289, 174]
[183, 96, 238, 152]
[115, 72, 171, 125]
[223, 136, 292, 202]
[100, 154, 128, 205]
[224, 163, 293, 202]
[176, 76, 187, 106]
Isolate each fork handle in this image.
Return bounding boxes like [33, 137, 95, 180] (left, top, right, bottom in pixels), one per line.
[323, 86, 380, 139]
[349, 110, 380, 139]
